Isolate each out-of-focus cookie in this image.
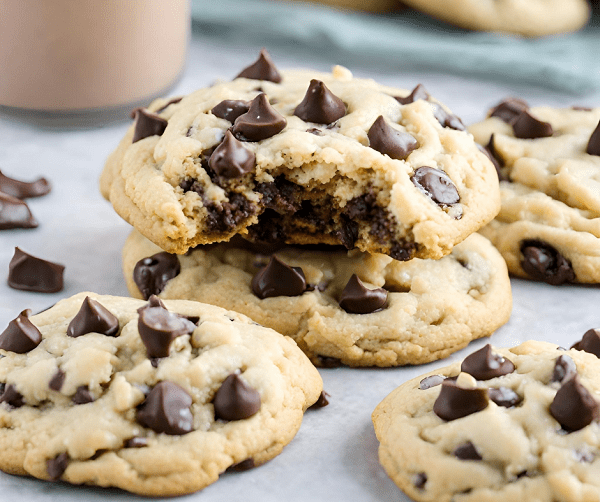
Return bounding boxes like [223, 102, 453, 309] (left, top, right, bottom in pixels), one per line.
[285, 0, 401, 12]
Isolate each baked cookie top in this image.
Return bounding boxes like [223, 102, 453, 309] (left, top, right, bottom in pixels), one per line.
[101, 53, 499, 261]
[373, 340, 600, 502]
[0, 293, 322, 496]
[122, 229, 511, 367]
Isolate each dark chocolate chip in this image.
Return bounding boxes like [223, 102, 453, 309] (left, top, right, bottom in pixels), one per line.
[0, 169, 51, 199]
[138, 303, 196, 358]
[133, 252, 180, 300]
[335, 214, 359, 250]
[211, 99, 251, 123]
[72, 385, 94, 405]
[49, 369, 66, 391]
[572, 328, 600, 357]
[132, 108, 168, 143]
[235, 49, 282, 83]
[367, 116, 418, 160]
[461, 344, 515, 380]
[66, 297, 119, 338]
[550, 375, 599, 432]
[520, 239, 575, 285]
[124, 436, 149, 448]
[315, 355, 343, 368]
[294, 79, 346, 125]
[433, 379, 489, 421]
[413, 472, 427, 490]
[430, 103, 466, 131]
[226, 458, 256, 472]
[137, 381, 193, 435]
[232, 93, 287, 142]
[411, 166, 459, 206]
[155, 96, 183, 114]
[489, 97, 529, 124]
[338, 274, 388, 314]
[0, 384, 24, 408]
[208, 131, 256, 178]
[0, 192, 38, 230]
[394, 84, 429, 105]
[453, 441, 482, 461]
[309, 391, 330, 409]
[512, 110, 553, 139]
[0, 309, 42, 353]
[551, 355, 577, 383]
[213, 373, 261, 421]
[146, 294, 167, 310]
[586, 120, 600, 156]
[306, 127, 323, 135]
[8, 247, 64, 293]
[419, 375, 445, 390]
[488, 387, 522, 408]
[47, 452, 69, 481]
[251, 255, 306, 299]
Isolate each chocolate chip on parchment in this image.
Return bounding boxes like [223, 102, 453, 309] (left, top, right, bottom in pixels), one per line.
[0, 309, 42, 353]
[209, 130, 256, 178]
[213, 373, 261, 421]
[138, 302, 196, 358]
[133, 252, 180, 300]
[232, 93, 287, 141]
[520, 239, 575, 285]
[309, 391, 330, 409]
[394, 83, 429, 105]
[489, 97, 529, 124]
[453, 441, 482, 461]
[0, 169, 50, 199]
[8, 247, 64, 293]
[550, 376, 599, 432]
[488, 387, 522, 408]
[338, 274, 388, 314]
[66, 297, 119, 338]
[251, 255, 306, 299]
[211, 99, 250, 123]
[137, 381, 194, 435]
[461, 344, 515, 380]
[419, 375, 445, 390]
[47, 453, 69, 481]
[226, 458, 256, 472]
[235, 49, 282, 83]
[411, 166, 460, 206]
[0, 192, 38, 230]
[586, 120, 600, 156]
[72, 385, 94, 405]
[294, 79, 346, 125]
[132, 108, 168, 143]
[571, 328, 600, 358]
[551, 355, 577, 383]
[512, 110, 553, 139]
[48, 369, 66, 391]
[367, 116, 418, 160]
[433, 379, 488, 421]
[0, 384, 24, 408]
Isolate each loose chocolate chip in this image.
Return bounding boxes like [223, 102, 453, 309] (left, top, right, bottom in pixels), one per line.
[49, 369, 66, 391]
[47, 452, 69, 481]
[0, 384, 24, 408]
[208, 131, 256, 178]
[309, 391, 330, 409]
[520, 239, 575, 285]
[226, 458, 256, 472]
[433, 379, 489, 421]
[572, 328, 600, 357]
[586, 120, 600, 156]
[551, 355, 577, 383]
[489, 98, 529, 124]
[137, 381, 193, 435]
[488, 387, 522, 408]
[453, 441, 482, 461]
[138, 303, 196, 358]
[66, 297, 119, 338]
[0, 309, 42, 353]
[251, 255, 306, 299]
[8, 247, 64, 293]
[411, 166, 460, 206]
[367, 116, 418, 160]
[232, 93, 287, 141]
[512, 110, 553, 139]
[133, 252, 180, 300]
[211, 99, 251, 123]
[461, 344, 515, 380]
[235, 49, 282, 83]
[0, 169, 50, 199]
[213, 373, 261, 421]
[413, 472, 427, 490]
[394, 84, 429, 105]
[550, 376, 599, 432]
[0, 192, 38, 230]
[124, 436, 149, 448]
[132, 108, 168, 143]
[72, 385, 94, 405]
[419, 375, 445, 390]
[430, 103, 466, 131]
[338, 274, 388, 314]
[294, 79, 346, 125]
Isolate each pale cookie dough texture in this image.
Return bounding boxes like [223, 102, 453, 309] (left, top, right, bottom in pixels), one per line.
[373, 340, 600, 502]
[399, 0, 590, 36]
[0, 293, 322, 496]
[100, 57, 499, 262]
[470, 104, 600, 284]
[122, 229, 512, 367]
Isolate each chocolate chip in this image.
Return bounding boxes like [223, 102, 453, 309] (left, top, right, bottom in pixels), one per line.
[138, 302, 196, 358]
[0, 169, 50, 199]
[413, 472, 427, 490]
[306, 127, 322, 135]
[512, 110, 553, 139]
[66, 297, 119, 338]
[338, 274, 388, 314]
[211, 99, 250, 123]
[394, 84, 429, 105]
[8, 247, 64, 293]
[309, 391, 330, 409]
[213, 373, 261, 421]
[0, 192, 38, 229]
[0, 384, 24, 408]
[132, 108, 168, 143]
[47, 452, 69, 481]
[232, 93, 287, 141]
[315, 355, 343, 368]
[586, 120, 600, 156]
[430, 103, 466, 131]
[433, 379, 488, 421]
[488, 387, 522, 408]
[235, 49, 282, 83]
[226, 458, 256, 472]
[419, 375, 445, 390]
[124, 436, 148, 448]
[453, 441, 482, 460]
[251, 255, 306, 299]
[461, 344, 515, 380]
[572, 328, 600, 357]
[294, 80, 346, 125]
[72, 385, 94, 405]
[335, 214, 359, 250]
[551, 355, 577, 383]
[0, 309, 42, 353]
[550, 376, 599, 432]
[137, 381, 193, 435]
[489, 98, 529, 124]
[155, 96, 183, 114]
[520, 239, 575, 285]
[411, 166, 460, 206]
[49, 369, 65, 391]
[367, 116, 418, 160]
[133, 252, 180, 300]
[208, 130, 256, 178]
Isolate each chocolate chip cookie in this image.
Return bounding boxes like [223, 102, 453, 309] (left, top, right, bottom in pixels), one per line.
[372, 340, 600, 502]
[0, 293, 322, 495]
[100, 53, 500, 262]
[122, 228, 512, 367]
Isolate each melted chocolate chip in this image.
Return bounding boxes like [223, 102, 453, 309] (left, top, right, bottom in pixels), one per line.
[411, 166, 460, 206]
[433, 379, 489, 421]
[235, 49, 282, 83]
[133, 252, 180, 300]
[138, 303, 196, 358]
[8, 247, 64, 293]
[551, 355, 577, 383]
[550, 376, 599, 432]
[132, 108, 168, 143]
[512, 110, 553, 139]
[419, 375, 445, 390]
[395, 84, 429, 105]
[0, 384, 24, 408]
[0, 169, 50, 199]
[49, 369, 66, 391]
[488, 387, 522, 408]
[66, 297, 119, 338]
[461, 345, 515, 380]
[232, 93, 287, 141]
[489, 98, 529, 124]
[226, 458, 256, 472]
[208, 131, 256, 178]
[251, 255, 306, 299]
[0, 310, 42, 353]
[0, 192, 38, 229]
[309, 391, 330, 409]
[213, 373, 261, 421]
[430, 103, 466, 131]
[124, 436, 148, 448]
[413, 472, 427, 489]
[47, 453, 69, 481]
[137, 381, 193, 435]
[211, 99, 250, 123]
[586, 120, 600, 156]
[453, 441, 482, 460]
[367, 116, 418, 160]
[571, 328, 600, 358]
[294, 80, 346, 125]
[72, 385, 94, 405]
[520, 239, 575, 285]
[338, 274, 388, 314]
